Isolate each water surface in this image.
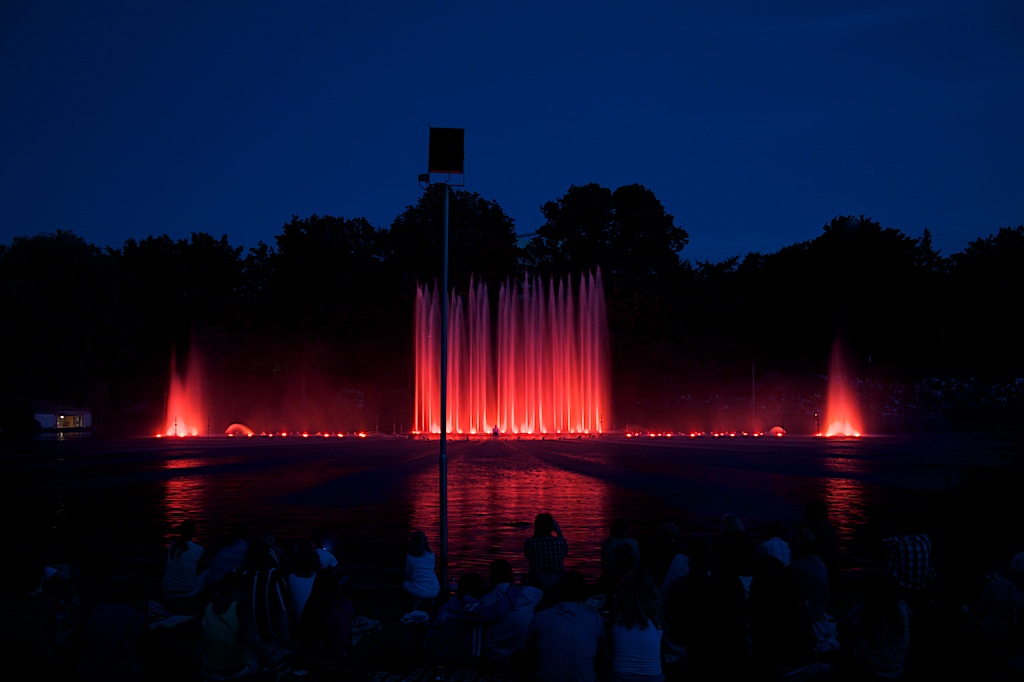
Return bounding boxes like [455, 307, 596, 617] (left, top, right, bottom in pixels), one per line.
[2, 433, 1013, 587]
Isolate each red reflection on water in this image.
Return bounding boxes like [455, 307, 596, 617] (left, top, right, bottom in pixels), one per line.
[408, 457, 613, 578]
[824, 339, 863, 437]
[414, 272, 610, 436]
[821, 475, 868, 547]
[164, 348, 206, 437]
[162, 458, 210, 524]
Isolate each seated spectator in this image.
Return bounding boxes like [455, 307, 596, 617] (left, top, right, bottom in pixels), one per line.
[162, 519, 208, 598]
[969, 550, 1024, 676]
[402, 530, 441, 610]
[309, 527, 339, 570]
[789, 527, 837, 653]
[758, 521, 792, 566]
[659, 547, 691, 604]
[600, 517, 641, 595]
[423, 572, 509, 664]
[664, 537, 750, 680]
[288, 541, 321, 623]
[0, 550, 60, 675]
[241, 538, 293, 664]
[608, 570, 664, 682]
[748, 556, 826, 679]
[843, 571, 911, 680]
[883, 532, 936, 596]
[297, 566, 354, 675]
[643, 521, 683, 587]
[481, 559, 543, 664]
[528, 571, 607, 682]
[200, 572, 259, 679]
[206, 522, 250, 585]
[713, 513, 757, 595]
[524, 513, 569, 593]
[256, 530, 286, 571]
[77, 577, 149, 682]
[663, 537, 707, 674]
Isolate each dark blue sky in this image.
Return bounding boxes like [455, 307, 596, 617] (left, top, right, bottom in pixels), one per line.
[2, 1, 1021, 263]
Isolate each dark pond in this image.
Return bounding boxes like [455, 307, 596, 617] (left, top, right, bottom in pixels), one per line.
[2, 432, 1016, 589]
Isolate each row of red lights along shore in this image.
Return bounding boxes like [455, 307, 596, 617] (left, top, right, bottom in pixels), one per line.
[626, 430, 860, 438]
[156, 428, 859, 440]
[155, 431, 368, 439]
[626, 430, 783, 439]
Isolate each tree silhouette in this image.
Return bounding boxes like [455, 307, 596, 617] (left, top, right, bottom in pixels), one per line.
[383, 184, 520, 296]
[0, 230, 131, 433]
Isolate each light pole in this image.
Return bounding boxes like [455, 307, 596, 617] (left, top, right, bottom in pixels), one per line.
[419, 127, 464, 593]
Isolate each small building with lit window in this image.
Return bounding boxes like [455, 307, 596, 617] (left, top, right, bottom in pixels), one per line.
[33, 404, 92, 434]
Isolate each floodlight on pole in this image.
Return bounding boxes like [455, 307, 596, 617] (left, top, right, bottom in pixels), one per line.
[421, 126, 464, 594]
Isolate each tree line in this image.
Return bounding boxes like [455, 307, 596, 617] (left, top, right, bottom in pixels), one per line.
[1, 182, 1020, 437]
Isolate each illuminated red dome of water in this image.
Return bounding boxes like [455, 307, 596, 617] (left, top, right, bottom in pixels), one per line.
[824, 338, 863, 437]
[414, 271, 610, 435]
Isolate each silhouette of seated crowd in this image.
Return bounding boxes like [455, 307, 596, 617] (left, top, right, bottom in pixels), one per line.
[3, 501, 1023, 681]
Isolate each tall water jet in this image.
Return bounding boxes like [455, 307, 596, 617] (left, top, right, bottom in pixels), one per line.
[163, 346, 206, 437]
[824, 338, 863, 437]
[414, 270, 609, 435]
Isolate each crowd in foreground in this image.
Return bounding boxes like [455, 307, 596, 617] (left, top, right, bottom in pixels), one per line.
[2, 500, 1024, 682]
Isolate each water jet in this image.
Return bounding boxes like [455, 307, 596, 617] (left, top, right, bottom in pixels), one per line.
[414, 271, 610, 435]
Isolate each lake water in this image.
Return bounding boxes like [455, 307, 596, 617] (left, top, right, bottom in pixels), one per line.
[2, 432, 1016, 589]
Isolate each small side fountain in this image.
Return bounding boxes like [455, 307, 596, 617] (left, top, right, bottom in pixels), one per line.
[161, 346, 206, 437]
[823, 338, 863, 437]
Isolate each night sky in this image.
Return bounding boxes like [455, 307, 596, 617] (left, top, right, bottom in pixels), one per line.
[2, 1, 1021, 263]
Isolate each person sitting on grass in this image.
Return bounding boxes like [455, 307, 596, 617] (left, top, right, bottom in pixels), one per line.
[527, 570, 607, 682]
[297, 566, 354, 676]
[423, 572, 510, 665]
[402, 530, 441, 611]
[241, 538, 293, 665]
[524, 513, 569, 593]
[842, 571, 911, 680]
[287, 540, 321, 624]
[162, 519, 208, 599]
[200, 572, 259, 680]
[607, 570, 664, 682]
[480, 559, 544, 665]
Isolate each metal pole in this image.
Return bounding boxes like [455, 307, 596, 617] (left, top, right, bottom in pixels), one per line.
[751, 363, 755, 434]
[439, 184, 450, 592]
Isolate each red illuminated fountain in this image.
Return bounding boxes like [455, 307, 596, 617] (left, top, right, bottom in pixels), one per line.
[161, 347, 207, 437]
[823, 338, 863, 437]
[414, 271, 610, 435]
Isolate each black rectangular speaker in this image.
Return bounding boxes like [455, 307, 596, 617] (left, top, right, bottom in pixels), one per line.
[428, 127, 464, 174]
